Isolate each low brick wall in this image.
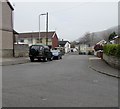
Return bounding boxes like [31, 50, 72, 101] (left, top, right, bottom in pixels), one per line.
[14, 44, 29, 57]
[103, 54, 120, 70]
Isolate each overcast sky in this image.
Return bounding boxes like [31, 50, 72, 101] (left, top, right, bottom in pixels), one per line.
[9, 0, 118, 41]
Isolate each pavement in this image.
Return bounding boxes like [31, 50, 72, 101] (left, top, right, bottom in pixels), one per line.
[0, 54, 119, 79]
[0, 57, 30, 66]
[89, 56, 120, 78]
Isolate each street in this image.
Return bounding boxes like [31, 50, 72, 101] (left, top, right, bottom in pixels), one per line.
[2, 54, 118, 107]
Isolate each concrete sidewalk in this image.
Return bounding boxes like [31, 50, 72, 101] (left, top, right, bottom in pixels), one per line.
[89, 57, 120, 78]
[0, 57, 30, 66]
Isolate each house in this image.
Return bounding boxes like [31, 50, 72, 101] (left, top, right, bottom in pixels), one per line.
[96, 40, 106, 45]
[14, 30, 19, 44]
[94, 40, 106, 56]
[114, 36, 120, 44]
[108, 35, 120, 44]
[17, 31, 59, 48]
[58, 41, 71, 53]
[0, 0, 14, 57]
[80, 44, 89, 54]
[75, 43, 89, 54]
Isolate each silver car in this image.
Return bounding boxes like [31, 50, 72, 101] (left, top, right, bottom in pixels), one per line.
[51, 49, 62, 60]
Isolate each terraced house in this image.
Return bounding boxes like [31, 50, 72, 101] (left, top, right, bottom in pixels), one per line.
[17, 31, 59, 48]
[0, 0, 14, 57]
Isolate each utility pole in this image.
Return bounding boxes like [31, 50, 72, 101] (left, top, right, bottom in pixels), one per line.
[46, 12, 48, 46]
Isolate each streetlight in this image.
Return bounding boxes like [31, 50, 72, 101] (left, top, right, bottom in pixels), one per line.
[46, 12, 48, 46]
[39, 13, 46, 43]
[39, 12, 48, 45]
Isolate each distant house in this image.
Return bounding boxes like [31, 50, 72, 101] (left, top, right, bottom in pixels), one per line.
[94, 40, 106, 56]
[114, 36, 120, 44]
[108, 36, 120, 44]
[80, 44, 89, 54]
[58, 41, 71, 53]
[14, 30, 19, 44]
[96, 40, 106, 45]
[17, 31, 59, 48]
[0, 0, 14, 57]
[75, 43, 89, 54]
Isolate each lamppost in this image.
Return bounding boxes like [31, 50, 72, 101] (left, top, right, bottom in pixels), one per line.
[46, 12, 48, 46]
[39, 12, 48, 45]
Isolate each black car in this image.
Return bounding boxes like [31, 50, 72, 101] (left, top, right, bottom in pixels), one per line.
[29, 44, 53, 62]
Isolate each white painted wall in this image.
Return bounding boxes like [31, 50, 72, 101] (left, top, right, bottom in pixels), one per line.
[64, 42, 71, 53]
[80, 44, 89, 54]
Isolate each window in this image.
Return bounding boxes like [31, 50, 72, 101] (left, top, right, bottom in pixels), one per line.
[48, 39, 51, 42]
[31, 45, 40, 50]
[36, 38, 39, 43]
[20, 39, 24, 43]
[36, 38, 42, 43]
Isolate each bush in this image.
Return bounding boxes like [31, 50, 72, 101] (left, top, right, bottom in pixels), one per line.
[115, 44, 120, 58]
[103, 44, 120, 58]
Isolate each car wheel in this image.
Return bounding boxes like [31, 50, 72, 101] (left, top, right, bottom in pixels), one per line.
[38, 58, 41, 62]
[30, 57, 34, 62]
[57, 56, 60, 60]
[49, 57, 53, 61]
[43, 57, 48, 62]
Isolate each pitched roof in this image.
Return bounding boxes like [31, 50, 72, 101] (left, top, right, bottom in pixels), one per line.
[18, 31, 56, 39]
[58, 41, 70, 47]
[6, 0, 14, 11]
[13, 30, 19, 34]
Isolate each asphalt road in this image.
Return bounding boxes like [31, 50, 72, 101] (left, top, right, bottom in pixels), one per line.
[2, 55, 118, 107]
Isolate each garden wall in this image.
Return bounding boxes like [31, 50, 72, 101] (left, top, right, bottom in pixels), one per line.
[14, 44, 29, 57]
[103, 53, 120, 70]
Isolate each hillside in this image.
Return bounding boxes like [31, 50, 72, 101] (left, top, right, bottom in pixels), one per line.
[76, 26, 118, 45]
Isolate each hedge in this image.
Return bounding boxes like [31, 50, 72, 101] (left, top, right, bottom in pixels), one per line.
[103, 44, 120, 58]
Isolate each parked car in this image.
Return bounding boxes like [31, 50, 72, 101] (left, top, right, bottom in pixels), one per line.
[51, 49, 62, 60]
[54, 47, 65, 55]
[29, 44, 53, 62]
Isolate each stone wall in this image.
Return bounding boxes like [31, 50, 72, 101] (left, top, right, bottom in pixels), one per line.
[103, 54, 120, 70]
[14, 44, 29, 57]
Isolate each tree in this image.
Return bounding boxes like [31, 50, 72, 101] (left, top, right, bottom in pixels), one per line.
[79, 32, 91, 45]
[70, 41, 76, 48]
[108, 32, 117, 41]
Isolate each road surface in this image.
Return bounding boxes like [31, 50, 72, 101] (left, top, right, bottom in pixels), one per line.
[2, 55, 118, 107]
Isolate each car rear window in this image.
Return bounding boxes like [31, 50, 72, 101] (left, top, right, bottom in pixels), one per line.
[31, 45, 41, 50]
